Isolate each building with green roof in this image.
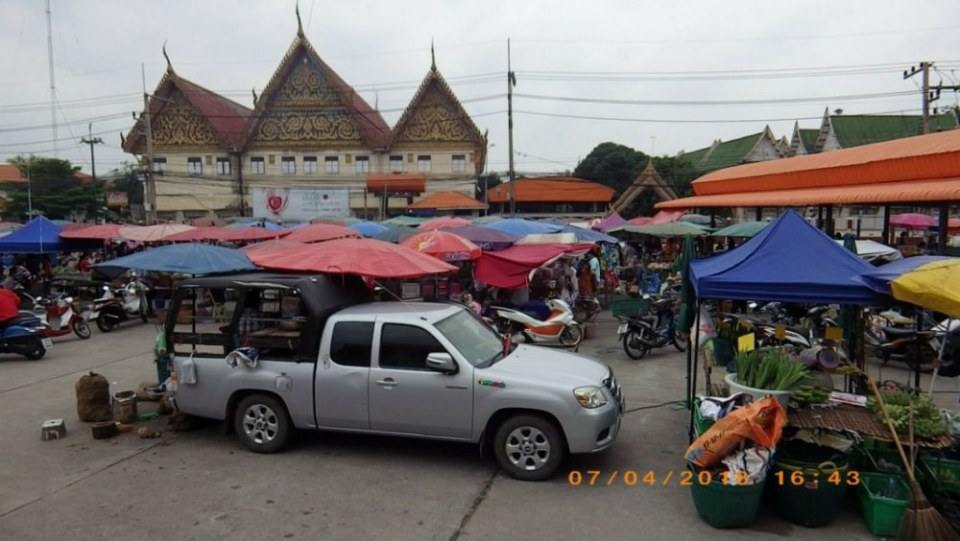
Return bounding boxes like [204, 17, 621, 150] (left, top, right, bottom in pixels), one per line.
[678, 126, 783, 174]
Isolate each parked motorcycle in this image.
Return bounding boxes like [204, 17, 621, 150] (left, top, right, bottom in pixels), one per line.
[92, 278, 149, 333]
[572, 295, 602, 323]
[16, 289, 91, 340]
[0, 320, 50, 360]
[617, 296, 687, 359]
[490, 298, 583, 348]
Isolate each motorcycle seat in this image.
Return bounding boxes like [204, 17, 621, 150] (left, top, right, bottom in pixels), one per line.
[883, 326, 918, 338]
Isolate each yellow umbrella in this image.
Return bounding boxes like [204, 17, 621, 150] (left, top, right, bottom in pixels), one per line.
[890, 259, 960, 317]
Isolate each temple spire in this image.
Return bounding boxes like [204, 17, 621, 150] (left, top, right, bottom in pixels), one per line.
[162, 40, 173, 74]
[295, 2, 304, 37]
[430, 38, 436, 71]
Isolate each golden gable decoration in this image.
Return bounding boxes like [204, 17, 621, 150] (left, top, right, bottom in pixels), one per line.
[274, 62, 343, 107]
[151, 91, 220, 146]
[256, 111, 361, 142]
[392, 70, 485, 146]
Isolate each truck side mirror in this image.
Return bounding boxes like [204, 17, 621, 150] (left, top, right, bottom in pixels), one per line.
[426, 352, 457, 374]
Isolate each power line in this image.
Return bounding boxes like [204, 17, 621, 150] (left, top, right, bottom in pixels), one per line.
[513, 107, 923, 124]
[514, 89, 917, 107]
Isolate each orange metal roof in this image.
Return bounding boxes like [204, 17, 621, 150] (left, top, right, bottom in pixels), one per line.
[366, 174, 426, 194]
[407, 191, 485, 210]
[487, 177, 614, 204]
[657, 177, 960, 209]
[0, 165, 25, 183]
[691, 128, 960, 196]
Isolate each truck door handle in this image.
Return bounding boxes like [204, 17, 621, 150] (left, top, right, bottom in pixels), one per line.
[376, 378, 398, 387]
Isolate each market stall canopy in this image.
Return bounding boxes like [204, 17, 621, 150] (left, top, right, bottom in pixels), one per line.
[241, 239, 304, 258]
[249, 238, 456, 279]
[373, 224, 415, 243]
[890, 212, 937, 229]
[418, 216, 471, 230]
[225, 220, 285, 231]
[0, 216, 61, 253]
[96, 243, 256, 275]
[593, 212, 626, 232]
[691, 210, 883, 304]
[625, 217, 653, 226]
[657, 129, 960, 209]
[608, 221, 708, 237]
[162, 226, 288, 243]
[650, 209, 685, 224]
[349, 221, 389, 237]
[60, 223, 126, 241]
[366, 174, 426, 194]
[485, 218, 564, 236]
[283, 223, 361, 243]
[311, 217, 362, 225]
[383, 215, 429, 227]
[441, 225, 516, 251]
[889, 258, 960, 317]
[401, 230, 481, 262]
[679, 214, 711, 225]
[555, 224, 618, 243]
[711, 221, 769, 238]
[119, 224, 194, 242]
[859, 256, 950, 294]
[474, 243, 594, 289]
[833, 239, 902, 264]
[515, 233, 579, 245]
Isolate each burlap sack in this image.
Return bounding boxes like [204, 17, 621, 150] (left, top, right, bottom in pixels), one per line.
[76, 372, 112, 422]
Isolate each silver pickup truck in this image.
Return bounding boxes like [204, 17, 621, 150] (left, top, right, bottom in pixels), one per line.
[167, 273, 622, 480]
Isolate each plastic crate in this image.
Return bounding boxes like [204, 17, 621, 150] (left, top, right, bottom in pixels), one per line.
[610, 298, 649, 319]
[858, 472, 909, 537]
[918, 456, 960, 497]
[689, 467, 766, 529]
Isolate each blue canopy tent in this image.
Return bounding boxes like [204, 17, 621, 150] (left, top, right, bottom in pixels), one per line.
[684, 210, 887, 438]
[0, 216, 61, 254]
[485, 218, 564, 236]
[859, 255, 951, 294]
[96, 243, 256, 275]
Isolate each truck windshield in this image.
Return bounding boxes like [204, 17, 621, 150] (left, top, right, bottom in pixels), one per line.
[435, 309, 502, 367]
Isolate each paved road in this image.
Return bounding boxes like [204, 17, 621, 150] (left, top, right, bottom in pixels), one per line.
[1, 315, 947, 540]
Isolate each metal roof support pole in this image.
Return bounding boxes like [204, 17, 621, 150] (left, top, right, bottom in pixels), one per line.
[882, 205, 891, 245]
[754, 207, 762, 222]
[938, 203, 949, 255]
[825, 205, 835, 237]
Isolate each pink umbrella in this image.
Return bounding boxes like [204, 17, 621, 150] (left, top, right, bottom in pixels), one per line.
[119, 224, 194, 242]
[284, 223, 361, 243]
[418, 216, 470, 230]
[401, 230, 482, 261]
[60, 224, 126, 241]
[249, 238, 456, 278]
[242, 239, 304, 257]
[626, 217, 653, 226]
[890, 213, 936, 229]
[650, 209, 685, 224]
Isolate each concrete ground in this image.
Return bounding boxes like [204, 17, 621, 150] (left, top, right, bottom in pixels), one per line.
[0, 314, 957, 540]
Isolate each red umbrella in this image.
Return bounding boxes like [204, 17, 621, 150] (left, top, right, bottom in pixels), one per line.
[120, 224, 194, 242]
[626, 217, 653, 226]
[60, 224, 125, 240]
[418, 216, 470, 230]
[164, 226, 289, 243]
[249, 238, 456, 278]
[284, 223, 361, 243]
[162, 226, 227, 242]
[242, 239, 304, 257]
[401, 230, 481, 262]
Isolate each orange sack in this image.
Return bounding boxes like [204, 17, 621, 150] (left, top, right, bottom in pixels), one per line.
[685, 397, 786, 469]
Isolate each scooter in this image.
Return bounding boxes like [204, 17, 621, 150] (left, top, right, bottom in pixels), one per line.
[617, 295, 687, 360]
[16, 290, 91, 340]
[91, 278, 149, 333]
[0, 320, 50, 360]
[490, 298, 584, 348]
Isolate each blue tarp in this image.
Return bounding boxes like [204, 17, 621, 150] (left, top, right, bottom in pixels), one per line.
[690, 210, 883, 304]
[96, 243, 256, 275]
[0, 216, 61, 254]
[859, 255, 952, 294]
[485, 218, 564, 236]
[350, 221, 389, 237]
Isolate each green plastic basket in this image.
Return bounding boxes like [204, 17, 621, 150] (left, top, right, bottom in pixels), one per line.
[918, 456, 960, 497]
[610, 298, 650, 319]
[772, 442, 850, 528]
[689, 467, 766, 529]
[858, 472, 909, 537]
[692, 398, 715, 437]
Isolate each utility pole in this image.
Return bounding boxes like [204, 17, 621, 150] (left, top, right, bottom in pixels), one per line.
[45, 0, 58, 157]
[26, 161, 33, 217]
[506, 38, 517, 216]
[904, 61, 932, 134]
[80, 123, 103, 181]
[141, 63, 157, 225]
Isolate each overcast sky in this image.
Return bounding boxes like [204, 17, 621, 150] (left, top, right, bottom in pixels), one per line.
[1, 0, 959, 176]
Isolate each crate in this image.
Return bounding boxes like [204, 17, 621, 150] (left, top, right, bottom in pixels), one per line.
[918, 456, 960, 497]
[610, 298, 650, 319]
[858, 472, 909, 537]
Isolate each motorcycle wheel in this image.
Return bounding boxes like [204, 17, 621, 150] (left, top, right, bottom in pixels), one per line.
[623, 330, 648, 360]
[673, 331, 689, 352]
[72, 318, 92, 339]
[558, 324, 584, 347]
[24, 338, 46, 360]
[96, 313, 118, 333]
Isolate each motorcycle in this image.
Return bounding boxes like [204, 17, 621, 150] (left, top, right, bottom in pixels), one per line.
[16, 290, 91, 340]
[91, 278, 149, 333]
[490, 298, 584, 348]
[0, 320, 50, 360]
[617, 295, 687, 360]
[866, 314, 960, 371]
[572, 295, 602, 323]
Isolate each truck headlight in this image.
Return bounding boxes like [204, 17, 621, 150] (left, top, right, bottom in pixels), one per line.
[573, 386, 608, 409]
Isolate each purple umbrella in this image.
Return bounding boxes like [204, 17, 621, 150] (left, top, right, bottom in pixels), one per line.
[594, 212, 626, 232]
[442, 225, 517, 251]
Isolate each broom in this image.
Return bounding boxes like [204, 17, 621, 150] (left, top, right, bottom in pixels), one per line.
[865, 377, 956, 540]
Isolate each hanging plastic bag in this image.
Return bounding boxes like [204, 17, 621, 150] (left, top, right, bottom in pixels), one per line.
[685, 397, 786, 469]
[721, 447, 774, 485]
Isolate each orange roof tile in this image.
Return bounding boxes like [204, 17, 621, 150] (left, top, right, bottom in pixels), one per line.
[408, 191, 485, 210]
[487, 177, 614, 204]
[0, 164, 25, 183]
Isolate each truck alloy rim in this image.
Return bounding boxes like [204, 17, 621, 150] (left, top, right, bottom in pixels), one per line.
[242, 404, 279, 444]
[505, 426, 550, 471]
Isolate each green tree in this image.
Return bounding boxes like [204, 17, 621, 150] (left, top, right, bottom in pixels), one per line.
[5, 156, 105, 220]
[109, 165, 145, 206]
[475, 172, 502, 200]
[573, 142, 700, 216]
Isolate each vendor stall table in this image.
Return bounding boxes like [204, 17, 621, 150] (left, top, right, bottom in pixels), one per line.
[789, 404, 953, 449]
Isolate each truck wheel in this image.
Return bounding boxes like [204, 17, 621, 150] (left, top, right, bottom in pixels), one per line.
[234, 394, 292, 453]
[494, 415, 565, 481]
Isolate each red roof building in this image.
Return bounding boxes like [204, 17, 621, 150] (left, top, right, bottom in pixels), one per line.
[487, 177, 613, 219]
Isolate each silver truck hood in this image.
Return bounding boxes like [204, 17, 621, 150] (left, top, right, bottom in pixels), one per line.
[486, 344, 609, 386]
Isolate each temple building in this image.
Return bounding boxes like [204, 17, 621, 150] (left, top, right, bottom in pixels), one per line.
[124, 15, 486, 222]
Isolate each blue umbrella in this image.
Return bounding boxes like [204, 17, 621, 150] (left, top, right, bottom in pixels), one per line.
[350, 221, 389, 237]
[557, 224, 618, 243]
[225, 220, 285, 231]
[859, 255, 951, 294]
[374, 225, 415, 243]
[442, 225, 517, 251]
[485, 218, 564, 236]
[96, 243, 256, 275]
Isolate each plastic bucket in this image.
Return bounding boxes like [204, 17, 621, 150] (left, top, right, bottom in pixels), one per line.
[724, 373, 792, 409]
[858, 472, 909, 536]
[772, 442, 850, 528]
[688, 467, 766, 528]
[113, 390, 138, 424]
